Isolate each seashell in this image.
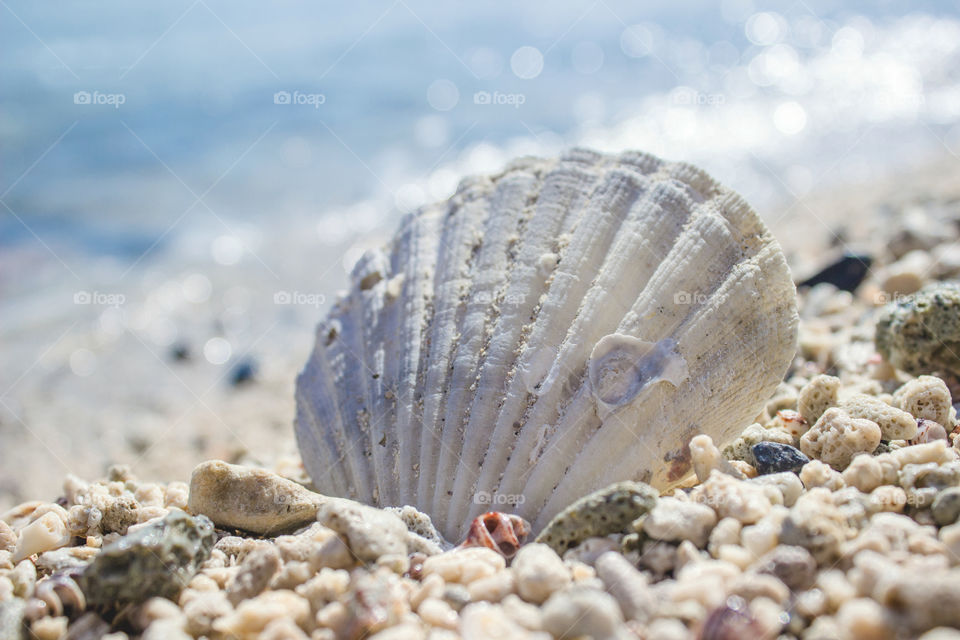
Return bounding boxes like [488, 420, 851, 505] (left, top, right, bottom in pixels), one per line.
[295, 148, 798, 540]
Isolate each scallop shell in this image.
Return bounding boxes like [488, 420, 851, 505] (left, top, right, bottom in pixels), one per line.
[295, 148, 798, 541]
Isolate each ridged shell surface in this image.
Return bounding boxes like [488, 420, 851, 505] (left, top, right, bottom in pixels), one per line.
[295, 148, 799, 541]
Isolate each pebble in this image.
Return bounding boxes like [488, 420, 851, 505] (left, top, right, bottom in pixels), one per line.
[689, 434, 745, 482]
[0, 599, 25, 640]
[692, 471, 772, 524]
[842, 454, 885, 493]
[835, 598, 893, 640]
[422, 548, 505, 585]
[316, 497, 410, 563]
[779, 504, 846, 565]
[595, 551, 655, 623]
[512, 543, 570, 605]
[187, 460, 323, 535]
[800, 408, 882, 470]
[639, 497, 717, 548]
[798, 254, 872, 292]
[932, 487, 960, 526]
[751, 441, 809, 475]
[78, 510, 214, 605]
[541, 586, 627, 640]
[459, 602, 548, 640]
[748, 471, 804, 507]
[226, 544, 281, 605]
[753, 544, 817, 591]
[534, 482, 658, 554]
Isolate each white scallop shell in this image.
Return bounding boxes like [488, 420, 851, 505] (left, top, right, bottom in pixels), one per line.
[296, 149, 798, 541]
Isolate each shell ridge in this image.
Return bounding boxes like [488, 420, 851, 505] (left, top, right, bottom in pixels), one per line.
[414, 193, 498, 510]
[393, 206, 445, 504]
[428, 170, 540, 516]
[444, 159, 608, 530]
[456, 165, 648, 531]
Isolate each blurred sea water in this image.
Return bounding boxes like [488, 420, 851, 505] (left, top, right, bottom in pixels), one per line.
[2, 0, 960, 501]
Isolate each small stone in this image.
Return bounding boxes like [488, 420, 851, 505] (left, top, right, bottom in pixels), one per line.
[798, 374, 841, 425]
[188, 460, 322, 535]
[512, 543, 570, 605]
[78, 510, 214, 605]
[459, 602, 544, 640]
[752, 442, 809, 475]
[840, 394, 918, 441]
[799, 254, 872, 292]
[835, 598, 893, 640]
[691, 471, 772, 524]
[911, 419, 949, 445]
[226, 544, 281, 605]
[534, 481, 658, 554]
[639, 497, 717, 548]
[541, 586, 626, 640]
[0, 599, 25, 640]
[800, 408, 882, 470]
[753, 545, 817, 591]
[595, 551, 655, 623]
[699, 595, 767, 640]
[690, 434, 745, 482]
[842, 454, 884, 493]
[748, 472, 804, 507]
[100, 495, 139, 535]
[779, 506, 845, 565]
[876, 282, 960, 378]
[932, 487, 960, 526]
[422, 547, 505, 585]
[316, 497, 409, 563]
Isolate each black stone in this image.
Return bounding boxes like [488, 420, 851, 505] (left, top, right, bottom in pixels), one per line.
[229, 358, 257, 386]
[169, 342, 191, 362]
[752, 441, 809, 475]
[798, 254, 872, 292]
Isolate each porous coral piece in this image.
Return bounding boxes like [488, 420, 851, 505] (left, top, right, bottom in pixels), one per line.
[797, 374, 841, 425]
[895, 375, 953, 427]
[800, 408, 882, 470]
[839, 393, 918, 441]
[876, 282, 960, 378]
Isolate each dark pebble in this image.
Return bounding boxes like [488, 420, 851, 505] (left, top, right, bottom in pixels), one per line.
[229, 358, 257, 386]
[169, 342, 191, 362]
[798, 254, 872, 292]
[752, 441, 809, 475]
